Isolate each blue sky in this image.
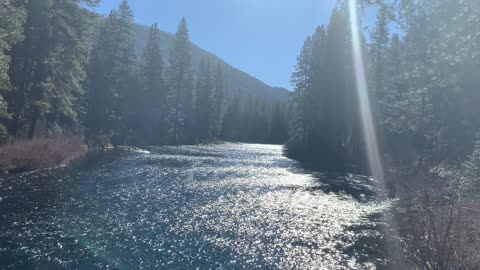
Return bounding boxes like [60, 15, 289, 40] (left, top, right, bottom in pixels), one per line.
[93, 0, 375, 90]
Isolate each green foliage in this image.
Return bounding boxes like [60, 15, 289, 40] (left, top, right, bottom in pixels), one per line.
[369, 4, 390, 95]
[86, 0, 136, 144]
[7, 0, 95, 138]
[0, 0, 25, 137]
[288, 0, 480, 171]
[385, 0, 480, 162]
[269, 103, 288, 144]
[137, 23, 166, 145]
[194, 57, 215, 141]
[212, 63, 226, 138]
[166, 17, 194, 144]
[288, 5, 363, 170]
[221, 92, 284, 144]
[0, 0, 25, 93]
[192, 57, 228, 142]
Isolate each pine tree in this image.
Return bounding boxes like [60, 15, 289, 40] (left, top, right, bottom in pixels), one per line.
[369, 4, 390, 97]
[221, 93, 241, 141]
[381, 33, 413, 139]
[87, 0, 136, 144]
[368, 3, 392, 164]
[112, 0, 137, 144]
[289, 35, 313, 147]
[212, 63, 226, 138]
[194, 57, 214, 142]
[166, 17, 194, 144]
[138, 23, 166, 144]
[402, 8, 436, 163]
[323, 6, 352, 167]
[269, 103, 288, 144]
[8, 0, 97, 138]
[86, 11, 119, 141]
[0, 0, 25, 144]
[287, 3, 366, 170]
[309, 25, 327, 142]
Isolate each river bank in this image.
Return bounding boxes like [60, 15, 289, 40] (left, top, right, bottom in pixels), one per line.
[0, 136, 86, 174]
[0, 135, 233, 174]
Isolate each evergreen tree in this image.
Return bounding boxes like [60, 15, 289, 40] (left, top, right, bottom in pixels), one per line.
[369, 4, 390, 97]
[380, 33, 415, 145]
[0, 0, 25, 144]
[323, 6, 352, 168]
[269, 103, 288, 144]
[138, 23, 166, 144]
[401, 8, 437, 165]
[212, 63, 226, 138]
[309, 25, 327, 142]
[166, 17, 194, 144]
[194, 57, 214, 142]
[111, 0, 137, 144]
[287, 3, 368, 170]
[86, 11, 118, 141]
[219, 91, 280, 144]
[8, 0, 98, 138]
[289, 35, 313, 148]
[87, 0, 136, 144]
[250, 98, 270, 143]
[221, 93, 241, 141]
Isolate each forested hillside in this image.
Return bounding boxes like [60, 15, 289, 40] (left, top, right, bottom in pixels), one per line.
[133, 24, 290, 103]
[0, 0, 289, 147]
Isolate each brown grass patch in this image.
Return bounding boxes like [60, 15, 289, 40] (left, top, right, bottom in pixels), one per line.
[0, 136, 86, 173]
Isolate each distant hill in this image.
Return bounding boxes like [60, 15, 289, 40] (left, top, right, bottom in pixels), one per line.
[133, 24, 290, 103]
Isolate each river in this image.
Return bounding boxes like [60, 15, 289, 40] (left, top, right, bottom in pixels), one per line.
[0, 143, 392, 269]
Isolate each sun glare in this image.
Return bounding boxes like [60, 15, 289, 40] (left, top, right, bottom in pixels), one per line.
[348, 0, 386, 188]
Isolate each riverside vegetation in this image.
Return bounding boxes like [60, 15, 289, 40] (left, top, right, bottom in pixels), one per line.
[287, 0, 480, 268]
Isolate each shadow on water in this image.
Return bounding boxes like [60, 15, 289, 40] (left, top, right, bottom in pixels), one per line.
[306, 174, 378, 201]
[342, 212, 389, 270]
[285, 161, 381, 201]
[283, 159, 394, 269]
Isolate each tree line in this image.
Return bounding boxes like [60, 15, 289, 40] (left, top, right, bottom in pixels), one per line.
[287, 0, 480, 173]
[0, 0, 288, 146]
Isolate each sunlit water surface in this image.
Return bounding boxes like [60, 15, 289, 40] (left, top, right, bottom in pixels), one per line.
[0, 143, 391, 269]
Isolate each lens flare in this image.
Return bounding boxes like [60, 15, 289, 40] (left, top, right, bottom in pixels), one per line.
[348, 2, 408, 266]
[348, 0, 385, 188]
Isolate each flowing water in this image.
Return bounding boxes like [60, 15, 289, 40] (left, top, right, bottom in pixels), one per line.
[0, 143, 392, 269]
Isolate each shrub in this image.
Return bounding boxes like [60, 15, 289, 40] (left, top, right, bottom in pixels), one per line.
[397, 171, 480, 270]
[0, 136, 86, 173]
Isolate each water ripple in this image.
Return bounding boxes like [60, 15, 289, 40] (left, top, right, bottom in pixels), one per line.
[0, 143, 390, 269]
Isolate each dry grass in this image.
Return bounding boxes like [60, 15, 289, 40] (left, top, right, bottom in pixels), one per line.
[0, 136, 86, 173]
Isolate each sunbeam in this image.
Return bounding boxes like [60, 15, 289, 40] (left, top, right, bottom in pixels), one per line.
[347, 2, 409, 268]
[348, 0, 386, 189]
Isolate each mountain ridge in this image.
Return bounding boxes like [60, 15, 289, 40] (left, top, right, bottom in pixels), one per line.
[133, 24, 290, 103]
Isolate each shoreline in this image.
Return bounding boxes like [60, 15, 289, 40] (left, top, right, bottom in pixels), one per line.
[0, 136, 86, 174]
